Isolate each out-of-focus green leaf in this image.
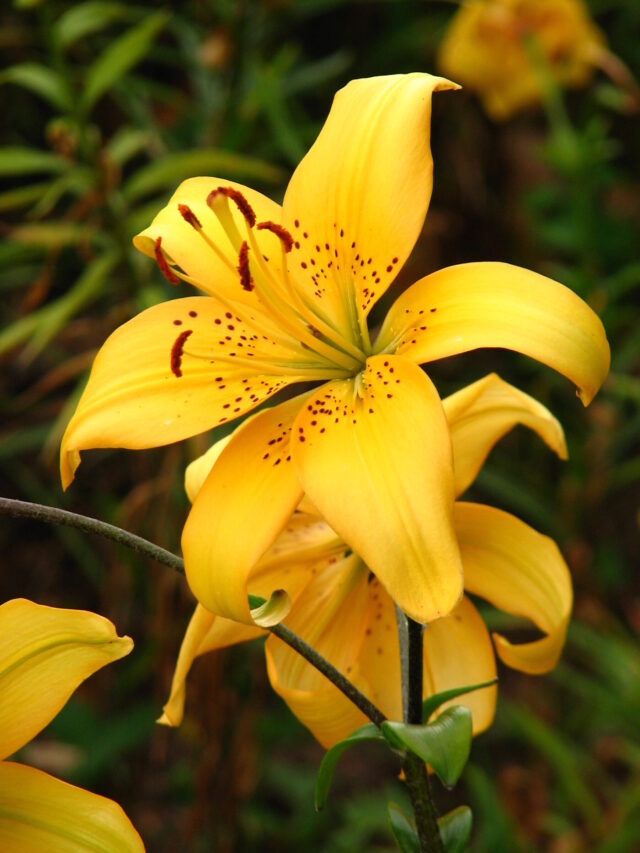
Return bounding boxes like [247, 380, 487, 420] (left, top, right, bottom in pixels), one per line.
[9, 222, 89, 248]
[0, 63, 73, 111]
[382, 707, 472, 789]
[27, 169, 95, 220]
[439, 806, 472, 853]
[315, 723, 386, 811]
[53, 1, 126, 48]
[0, 182, 50, 213]
[81, 11, 169, 113]
[0, 148, 68, 177]
[422, 679, 497, 724]
[105, 127, 154, 166]
[122, 148, 286, 202]
[387, 803, 419, 853]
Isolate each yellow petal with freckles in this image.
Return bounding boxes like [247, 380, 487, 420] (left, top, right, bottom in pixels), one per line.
[283, 73, 459, 335]
[444, 372, 567, 497]
[454, 503, 573, 674]
[292, 354, 462, 624]
[134, 177, 282, 301]
[0, 762, 143, 852]
[265, 555, 371, 749]
[60, 297, 297, 488]
[182, 394, 309, 624]
[424, 596, 497, 734]
[377, 262, 610, 405]
[0, 599, 132, 761]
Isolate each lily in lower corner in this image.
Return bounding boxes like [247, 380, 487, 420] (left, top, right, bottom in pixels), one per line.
[159, 374, 572, 749]
[60, 73, 609, 627]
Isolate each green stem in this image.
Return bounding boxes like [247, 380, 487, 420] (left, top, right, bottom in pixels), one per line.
[0, 496, 386, 727]
[396, 608, 444, 853]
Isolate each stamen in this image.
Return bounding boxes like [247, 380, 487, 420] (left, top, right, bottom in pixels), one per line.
[237, 241, 254, 292]
[171, 329, 193, 377]
[257, 221, 294, 252]
[207, 186, 256, 227]
[154, 237, 180, 285]
[178, 204, 202, 230]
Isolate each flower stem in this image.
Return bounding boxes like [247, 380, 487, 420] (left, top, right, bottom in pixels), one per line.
[396, 607, 444, 853]
[0, 496, 386, 727]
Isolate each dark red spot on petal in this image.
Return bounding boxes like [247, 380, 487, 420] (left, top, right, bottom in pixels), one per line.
[170, 330, 193, 378]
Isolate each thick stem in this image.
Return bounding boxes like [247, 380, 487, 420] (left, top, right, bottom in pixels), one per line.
[396, 608, 444, 853]
[0, 496, 386, 727]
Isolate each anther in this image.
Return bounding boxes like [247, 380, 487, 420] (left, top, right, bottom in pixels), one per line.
[207, 186, 256, 227]
[178, 204, 202, 230]
[237, 241, 254, 291]
[154, 237, 180, 285]
[257, 221, 293, 252]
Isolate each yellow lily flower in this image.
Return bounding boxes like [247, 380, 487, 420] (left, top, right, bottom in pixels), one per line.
[60, 73, 608, 626]
[0, 598, 143, 851]
[438, 0, 606, 120]
[160, 374, 572, 749]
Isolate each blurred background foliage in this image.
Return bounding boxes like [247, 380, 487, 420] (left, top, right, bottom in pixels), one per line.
[0, 0, 638, 850]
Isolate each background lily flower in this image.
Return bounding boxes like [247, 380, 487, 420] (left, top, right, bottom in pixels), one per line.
[0, 598, 143, 852]
[160, 374, 572, 748]
[437, 0, 606, 120]
[60, 73, 609, 627]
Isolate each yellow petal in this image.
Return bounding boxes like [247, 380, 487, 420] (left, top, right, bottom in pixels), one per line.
[282, 74, 459, 336]
[376, 262, 610, 405]
[424, 596, 497, 735]
[134, 177, 281, 301]
[0, 599, 132, 761]
[265, 555, 371, 749]
[60, 297, 297, 488]
[182, 394, 309, 624]
[444, 372, 567, 497]
[160, 605, 263, 728]
[455, 503, 573, 674]
[292, 355, 463, 623]
[0, 761, 143, 852]
[184, 434, 233, 503]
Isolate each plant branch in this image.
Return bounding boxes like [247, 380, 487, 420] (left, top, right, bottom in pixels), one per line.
[0, 496, 386, 727]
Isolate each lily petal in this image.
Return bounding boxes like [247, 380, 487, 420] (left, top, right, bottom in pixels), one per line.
[0, 762, 143, 852]
[444, 372, 567, 497]
[282, 73, 459, 336]
[60, 297, 297, 488]
[455, 503, 573, 674]
[134, 177, 281, 301]
[182, 393, 309, 624]
[424, 596, 497, 734]
[265, 555, 371, 749]
[292, 354, 463, 624]
[0, 599, 132, 761]
[376, 262, 610, 405]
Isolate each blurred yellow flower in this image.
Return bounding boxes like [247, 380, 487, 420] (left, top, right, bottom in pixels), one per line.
[0, 598, 143, 852]
[60, 74, 608, 629]
[438, 0, 606, 119]
[161, 374, 572, 749]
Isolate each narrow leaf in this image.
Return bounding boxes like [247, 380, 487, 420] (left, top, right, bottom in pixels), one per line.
[0, 148, 68, 177]
[388, 802, 420, 853]
[0, 63, 73, 111]
[315, 723, 386, 810]
[439, 806, 473, 853]
[54, 1, 126, 48]
[0, 182, 50, 213]
[382, 707, 473, 788]
[422, 678, 497, 723]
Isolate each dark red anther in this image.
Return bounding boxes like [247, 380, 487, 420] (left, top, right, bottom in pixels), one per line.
[170, 329, 193, 378]
[178, 204, 202, 229]
[154, 237, 180, 285]
[207, 186, 256, 227]
[256, 221, 294, 252]
[237, 241, 254, 291]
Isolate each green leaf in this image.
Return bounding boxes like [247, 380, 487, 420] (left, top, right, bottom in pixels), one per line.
[315, 723, 386, 811]
[439, 806, 473, 853]
[382, 707, 473, 789]
[81, 11, 169, 112]
[9, 222, 88, 249]
[105, 127, 153, 166]
[388, 803, 419, 853]
[422, 679, 497, 723]
[54, 2, 126, 48]
[122, 148, 286, 202]
[0, 182, 50, 213]
[0, 63, 73, 111]
[0, 148, 68, 177]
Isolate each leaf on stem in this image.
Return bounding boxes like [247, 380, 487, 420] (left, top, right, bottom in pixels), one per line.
[388, 802, 420, 853]
[314, 723, 386, 811]
[438, 806, 473, 852]
[422, 678, 498, 723]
